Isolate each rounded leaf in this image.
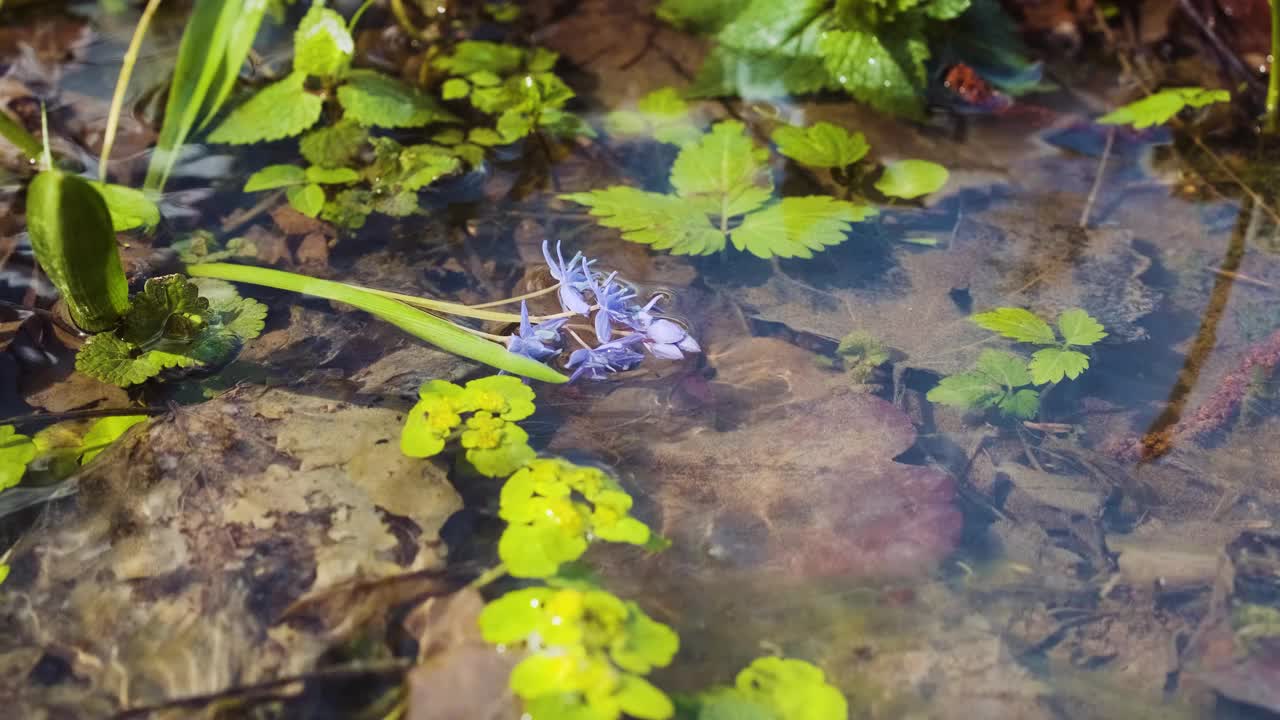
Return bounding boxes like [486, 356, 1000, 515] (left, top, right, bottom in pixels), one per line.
[874, 159, 949, 199]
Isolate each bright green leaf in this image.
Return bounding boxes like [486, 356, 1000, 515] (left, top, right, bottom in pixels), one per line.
[0, 425, 37, 491]
[926, 371, 1001, 411]
[1028, 347, 1091, 384]
[478, 587, 552, 643]
[294, 4, 353, 80]
[286, 183, 326, 217]
[971, 307, 1056, 345]
[442, 78, 471, 100]
[821, 27, 927, 118]
[299, 120, 368, 168]
[563, 187, 726, 255]
[875, 159, 949, 199]
[305, 165, 361, 184]
[433, 41, 526, 76]
[208, 72, 324, 144]
[771, 122, 869, 169]
[1097, 87, 1229, 129]
[1057, 308, 1107, 347]
[730, 196, 873, 259]
[500, 522, 588, 578]
[79, 415, 147, 464]
[997, 388, 1040, 420]
[244, 164, 307, 192]
[337, 70, 459, 128]
[670, 120, 772, 218]
[90, 182, 161, 232]
[734, 656, 848, 720]
[974, 349, 1032, 388]
[616, 676, 676, 720]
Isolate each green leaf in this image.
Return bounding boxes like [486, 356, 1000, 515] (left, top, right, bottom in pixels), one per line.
[0, 425, 37, 491]
[121, 274, 210, 345]
[89, 182, 161, 232]
[286, 183, 326, 217]
[926, 371, 1002, 410]
[971, 307, 1056, 345]
[670, 120, 772, 218]
[657, 0, 752, 32]
[616, 676, 676, 720]
[299, 120, 368, 168]
[697, 690, 779, 720]
[1097, 87, 1229, 129]
[997, 388, 1040, 420]
[716, 0, 827, 52]
[604, 87, 703, 146]
[820, 26, 928, 118]
[433, 41, 526, 76]
[337, 70, 459, 128]
[206, 291, 267, 340]
[244, 164, 307, 192]
[926, 0, 971, 19]
[771, 121, 869, 169]
[730, 196, 873, 259]
[1028, 347, 1090, 384]
[75, 332, 199, 387]
[305, 166, 361, 184]
[874, 159, 949, 198]
[79, 415, 147, 464]
[465, 375, 537, 420]
[294, 4, 353, 80]
[563, 188, 725, 255]
[733, 657, 848, 720]
[500, 522, 589, 578]
[442, 78, 470, 100]
[0, 109, 41, 160]
[689, 21, 832, 99]
[974, 348, 1032, 388]
[478, 587, 550, 643]
[1057, 308, 1107, 347]
[208, 72, 324, 144]
[611, 608, 680, 673]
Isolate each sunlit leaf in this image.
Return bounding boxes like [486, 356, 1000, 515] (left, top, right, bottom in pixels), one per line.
[208, 72, 324, 144]
[1028, 347, 1090, 384]
[670, 120, 772, 217]
[337, 70, 459, 128]
[971, 307, 1056, 345]
[563, 187, 726, 255]
[874, 159, 949, 199]
[1057, 308, 1107, 347]
[771, 121, 869, 168]
[293, 3, 353, 80]
[730, 196, 873, 259]
[1098, 87, 1229, 129]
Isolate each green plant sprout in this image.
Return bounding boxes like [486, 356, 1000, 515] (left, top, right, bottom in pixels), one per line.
[770, 121, 950, 201]
[832, 331, 890, 386]
[433, 40, 594, 146]
[928, 307, 1107, 420]
[656, 0, 978, 117]
[1097, 87, 1229, 129]
[689, 656, 849, 720]
[566, 120, 874, 258]
[479, 586, 680, 719]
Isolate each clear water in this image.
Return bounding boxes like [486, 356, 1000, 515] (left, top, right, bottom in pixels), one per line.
[2, 2, 1280, 718]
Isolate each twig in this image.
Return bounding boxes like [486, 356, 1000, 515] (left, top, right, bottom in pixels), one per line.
[1079, 126, 1115, 228]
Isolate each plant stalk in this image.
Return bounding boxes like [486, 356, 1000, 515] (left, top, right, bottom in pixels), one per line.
[100, 0, 164, 180]
[1269, 0, 1280, 133]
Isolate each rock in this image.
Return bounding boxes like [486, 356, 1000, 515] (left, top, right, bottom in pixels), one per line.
[0, 386, 462, 715]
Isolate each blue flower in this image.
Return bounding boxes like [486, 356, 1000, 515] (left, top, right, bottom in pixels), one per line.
[630, 298, 700, 360]
[566, 335, 645, 382]
[506, 301, 567, 362]
[542, 240, 592, 316]
[588, 271, 636, 343]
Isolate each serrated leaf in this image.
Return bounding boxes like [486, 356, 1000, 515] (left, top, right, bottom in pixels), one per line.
[820, 26, 928, 118]
[771, 121, 869, 169]
[244, 164, 307, 192]
[286, 183, 325, 217]
[211, 295, 267, 340]
[432, 40, 525, 76]
[336, 70, 459, 128]
[656, 0, 752, 32]
[730, 196, 873, 259]
[208, 72, 324, 144]
[670, 120, 772, 218]
[563, 187, 726, 255]
[972, 307, 1056, 345]
[926, 0, 971, 19]
[122, 274, 210, 345]
[75, 333, 198, 387]
[604, 87, 703, 146]
[1057, 308, 1107, 347]
[398, 146, 460, 190]
[294, 4, 353, 80]
[974, 349, 1032, 387]
[875, 159, 949, 198]
[997, 388, 1040, 419]
[1097, 87, 1229, 129]
[1028, 347, 1090, 384]
[689, 30, 832, 99]
[89, 182, 161, 232]
[299, 120, 368, 168]
[926, 371, 1001, 410]
[716, 0, 827, 51]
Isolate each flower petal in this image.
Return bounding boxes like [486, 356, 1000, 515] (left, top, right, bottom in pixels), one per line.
[646, 318, 686, 344]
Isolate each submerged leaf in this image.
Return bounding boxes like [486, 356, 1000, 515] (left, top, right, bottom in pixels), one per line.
[337, 70, 459, 128]
[208, 72, 324, 144]
[730, 196, 873, 259]
[563, 187, 725, 255]
[90, 182, 161, 232]
[1057, 308, 1107, 347]
[1098, 87, 1229, 129]
[1028, 347, 1090, 384]
[299, 120, 368, 168]
[771, 121, 869, 169]
[971, 307, 1056, 345]
[79, 416, 148, 464]
[244, 164, 307, 192]
[670, 120, 772, 217]
[874, 159, 949, 199]
[0, 426, 37, 491]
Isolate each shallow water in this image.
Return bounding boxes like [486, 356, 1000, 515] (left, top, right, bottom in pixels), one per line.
[2, 1, 1280, 718]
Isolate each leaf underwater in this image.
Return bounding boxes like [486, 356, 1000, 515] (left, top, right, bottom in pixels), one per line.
[187, 263, 567, 383]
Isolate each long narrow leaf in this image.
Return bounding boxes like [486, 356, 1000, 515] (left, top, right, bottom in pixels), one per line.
[198, 0, 269, 130]
[187, 263, 568, 383]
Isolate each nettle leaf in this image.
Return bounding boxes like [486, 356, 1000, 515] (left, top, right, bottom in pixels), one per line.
[820, 25, 928, 118]
[1057, 308, 1107, 347]
[1028, 347, 1090, 384]
[875, 158, 949, 199]
[121, 274, 210, 345]
[294, 4, 353, 80]
[971, 307, 1057, 345]
[771, 121, 869, 169]
[286, 183, 326, 217]
[691, 20, 832, 99]
[730, 196, 873, 259]
[1098, 87, 1229, 129]
[209, 72, 324, 144]
[563, 187, 725, 255]
[244, 164, 307, 191]
[337, 70, 459, 128]
[670, 120, 773, 217]
[299, 120, 368, 168]
[90, 182, 161, 232]
[76, 332, 200, 386]
[974, 348, 1032, 388]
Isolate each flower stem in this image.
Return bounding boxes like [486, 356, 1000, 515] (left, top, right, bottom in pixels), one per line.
[347, 283, 586, 323]
[468, 282, 562, 309]
[466, 563, 508, 590]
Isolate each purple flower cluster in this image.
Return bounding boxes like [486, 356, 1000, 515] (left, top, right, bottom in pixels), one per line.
[505, 241, 700, 382]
